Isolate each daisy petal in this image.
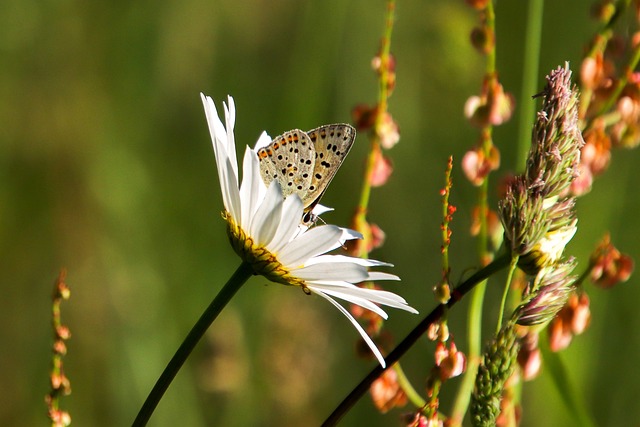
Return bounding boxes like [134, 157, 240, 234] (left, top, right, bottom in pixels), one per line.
[308, 284, 418, 314]
[366, 272, 401, 282]
[221, 156, 241, 222]
[268, 196, 304, 252]
[240, 147, 264, 228]
[278, 225, 344, 267]
[293, 262, 370, 282]
[304, 254, 393, 268]
[250, 181, 283, 246]
[254, 131, 273, 150]
[307, 284, 389, 318]
[312, 290, 387, 367]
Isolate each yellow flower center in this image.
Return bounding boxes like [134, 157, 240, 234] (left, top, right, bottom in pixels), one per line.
[223, 211, 310, 292]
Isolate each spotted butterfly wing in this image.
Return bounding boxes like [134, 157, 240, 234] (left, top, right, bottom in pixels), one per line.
[257, 129, 315, 202]
[304, 124, 356, 212]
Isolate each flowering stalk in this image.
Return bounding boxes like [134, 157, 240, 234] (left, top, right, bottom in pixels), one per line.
[454, 0, 512, 423]
[352, 0, 397, 258]
[579, 0, 632, 121]
[46, 269, 72, 427]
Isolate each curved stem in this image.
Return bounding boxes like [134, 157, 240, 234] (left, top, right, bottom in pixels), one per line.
[132, 261, 253, 426]
[394, 363, 426, 408]
[496, 255, 519, 334]
[321, 254, 511, 427]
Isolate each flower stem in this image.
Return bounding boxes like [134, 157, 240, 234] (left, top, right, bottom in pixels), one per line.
[449, 280, 486, 426]
[496, 255, 519, 334]
[321, 253, 511, 427]
[516, 0, 544, 172]
[393, 363, 426, 408]
[132, 261, 253, 426]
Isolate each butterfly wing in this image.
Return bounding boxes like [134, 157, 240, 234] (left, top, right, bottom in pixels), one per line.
[305, 124, 356, 211]
[257, 129, 315, 202]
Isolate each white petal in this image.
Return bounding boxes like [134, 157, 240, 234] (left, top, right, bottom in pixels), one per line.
[223, 96, 238, 178]
[278, 225, 344, 267]
[312, 290, 386, 368]
[250, 181, 283, 246]
[268, 196, 305, 253]
[311, 204, 334, 216]
[254, 131, 273, 150]
[239, 147, 264, 228]
[340, 228, 364, 242]
[293, 262, 370, 282]
[221, 156, 241, 222]
[308, 283, 418, 314]
[201, 94, 231, 187]
[366, 272, 401, 282]
[304, 254, 393, 268]
[307, 284, 389, 318]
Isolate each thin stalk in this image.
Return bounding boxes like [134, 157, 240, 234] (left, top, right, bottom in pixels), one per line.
[321, 254, 511, 427]
[394, 364, 426, 408]
[496, 255, 519, 334]
[449, 280, 486, 426]
[516, 0, 544, 172]
[132, 261, 254, 426]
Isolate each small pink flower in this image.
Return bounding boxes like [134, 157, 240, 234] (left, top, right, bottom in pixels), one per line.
[517, 332, 542, 381]
[370, 368, 407, 413]
[549, 292, 591, 352]
[370, 149, 394, 187]
[462, 145, 500, 186]
[590, 234, 634, 288]
[377, 111, 400, 149]
[464, 79, 514, 127]
[435, 341, 467, 380]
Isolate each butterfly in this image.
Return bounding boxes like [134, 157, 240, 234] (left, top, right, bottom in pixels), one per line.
[257, 124, 356, 222]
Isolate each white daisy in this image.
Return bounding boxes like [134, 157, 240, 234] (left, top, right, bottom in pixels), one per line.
[201, 93, 418, 367]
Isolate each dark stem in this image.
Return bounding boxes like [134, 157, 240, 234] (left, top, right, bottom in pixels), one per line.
[321, 253, 510, 426]
[132, 261, 253, 426]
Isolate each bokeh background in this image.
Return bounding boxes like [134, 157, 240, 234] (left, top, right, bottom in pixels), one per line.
[2, 0, 639, 425]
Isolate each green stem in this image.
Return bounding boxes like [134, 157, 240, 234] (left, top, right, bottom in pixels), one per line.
[321, 254, 511, 427]
[449, 279, 486, 426]
[597, 42, 640, 116]
[393, 363, 426, 407]
[516, 0, 544, 171]
[132, 261, 254, 426]
[496, 255, 519, 334]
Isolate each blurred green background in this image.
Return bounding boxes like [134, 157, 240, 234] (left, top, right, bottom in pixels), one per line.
[2, 0, 639, 425]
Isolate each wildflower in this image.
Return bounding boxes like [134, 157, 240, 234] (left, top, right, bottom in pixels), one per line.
[513, 258, 577, 326]
[590, 234, 634, 288]
[434, 341, 467, 381]
[377, 111, 400, 149]
[499, 64, 584, 274]
[516, 331, 542, 381]
[548, 292, 591, 352]
[462, 144, 501, 186]
[370, 368, 407, 413]
[370, 149, 394, 187]
[464, 79, 515, 127]
[201, 94, 417, 367]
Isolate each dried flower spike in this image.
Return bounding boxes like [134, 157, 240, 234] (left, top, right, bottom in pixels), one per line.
[513, 258, 577, 326]
[500, 64, 584, 274]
